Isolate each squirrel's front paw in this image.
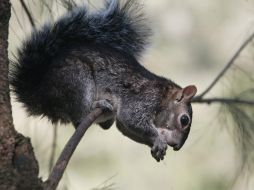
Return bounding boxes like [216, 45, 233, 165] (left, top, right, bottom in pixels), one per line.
[92, 99, 113, 112]
[151, 137, 167, 162]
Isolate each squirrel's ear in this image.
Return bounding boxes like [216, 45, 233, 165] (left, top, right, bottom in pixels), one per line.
[173, 89, 183, 101]
[182, 85, 197, 101]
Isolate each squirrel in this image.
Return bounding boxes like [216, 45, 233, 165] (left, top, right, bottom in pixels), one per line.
[10, 0, 197, 162]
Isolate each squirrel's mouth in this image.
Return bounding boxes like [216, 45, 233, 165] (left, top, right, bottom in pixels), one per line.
[157, 128, 190, 151]
[167, 142, 181, 151]
[173, 144, 182, 151]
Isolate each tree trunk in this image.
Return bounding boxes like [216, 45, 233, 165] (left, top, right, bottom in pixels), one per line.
[0, 0, 43, 189]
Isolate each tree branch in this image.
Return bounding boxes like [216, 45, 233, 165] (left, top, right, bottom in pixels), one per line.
[48, 125, 58, 173]
[196, 32, 254, 99]
[0, 0, 43, 188]
[44, 108, 104, 190]
[192, 97, 254, 105]
[19, 0, 35, 28]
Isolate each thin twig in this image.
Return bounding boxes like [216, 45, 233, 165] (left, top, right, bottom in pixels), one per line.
[41, 0, 54, 20]
[60, 0, 77, 11]
[10, 26, 22, 43]
[192, 97, 254, 105]
[19, 0, 35, 28]
[11, 5, 25, 31]
[44, 108, 103, 190]
[233, 65, 254, 83]
[91, 174, 117, 190]
[196, 32, 254, 99]
[48, 125, 58, 173]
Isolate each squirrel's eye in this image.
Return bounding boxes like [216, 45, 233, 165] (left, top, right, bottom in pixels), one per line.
[180, 114, 189, 126]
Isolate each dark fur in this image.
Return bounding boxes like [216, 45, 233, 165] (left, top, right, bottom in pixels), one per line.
[10, 0, 150, 122]
[10, 0, 192, 161]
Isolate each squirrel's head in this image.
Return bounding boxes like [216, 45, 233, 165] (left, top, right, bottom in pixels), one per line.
[155, 85, 197, 151]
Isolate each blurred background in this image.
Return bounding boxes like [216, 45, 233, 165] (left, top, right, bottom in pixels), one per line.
[9, 0, 254, 189]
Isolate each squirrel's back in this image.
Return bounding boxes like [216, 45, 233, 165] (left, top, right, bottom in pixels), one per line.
[10, 0, 151, 123]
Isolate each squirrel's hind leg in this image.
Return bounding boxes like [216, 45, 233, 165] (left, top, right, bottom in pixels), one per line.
[73, 99, 115, 129]
[93, 99, 115, 130]
[98, 119, 114, 130]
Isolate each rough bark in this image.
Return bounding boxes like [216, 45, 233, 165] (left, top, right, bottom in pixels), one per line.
[0, 0, 42, 189]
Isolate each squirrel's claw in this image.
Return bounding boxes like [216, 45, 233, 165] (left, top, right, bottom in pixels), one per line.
[151, 137, 168, 162]
[92, 99, 113, 112]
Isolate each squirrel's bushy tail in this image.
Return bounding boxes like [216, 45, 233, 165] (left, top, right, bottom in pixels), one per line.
[10, 0, 150, 121]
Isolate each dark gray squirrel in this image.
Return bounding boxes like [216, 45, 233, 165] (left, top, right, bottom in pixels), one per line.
[10, 0, 197, 162]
